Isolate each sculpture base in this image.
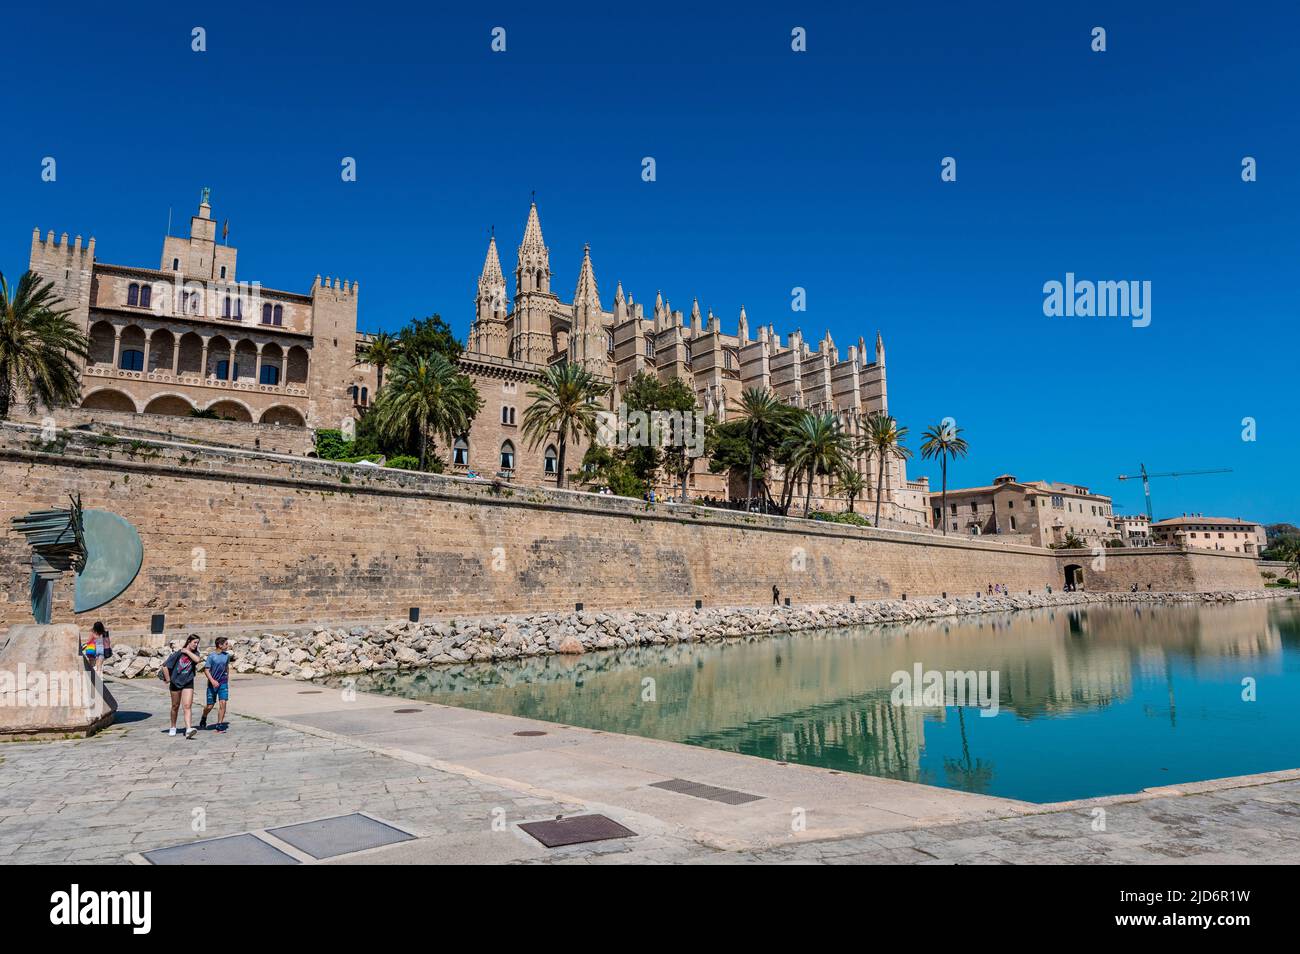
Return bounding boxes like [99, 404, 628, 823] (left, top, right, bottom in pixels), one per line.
[0, 623, 117, 740]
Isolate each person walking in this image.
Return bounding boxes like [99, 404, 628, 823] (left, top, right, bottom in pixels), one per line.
[162, 634, 203, 739]
[199, 637, 232, 733]
[772, 584, 781, 606]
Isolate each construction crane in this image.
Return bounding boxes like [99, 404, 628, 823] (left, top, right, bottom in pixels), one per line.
[1116, 464, 1232, 523]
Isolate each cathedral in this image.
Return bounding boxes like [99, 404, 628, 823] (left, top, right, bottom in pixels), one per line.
[458, 202, 931, 525]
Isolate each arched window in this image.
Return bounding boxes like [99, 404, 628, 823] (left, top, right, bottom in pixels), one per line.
[544, 445, 558, 475]
[223, 295, 232, 318]
[684, 340, 692, 363]
[725, 350, 735, 371]
[500, 405, 515, 425]
[119, 349, 144, 371]
[453, 437, 469, 467]
[232, 296, 241, 320]
[607, 330, 615, 355]
[360, 387, 368, 406]
[139, 284, 152, 308]
[499, 440, 515, 471]
[273, 305, 283, 326]
[219, 265, 227, 279]
[171, 258, 180, 271]
[645, 335, 655, 359]
[349, 385, 359, 402]
[127, 283, 140, 306]
[262, 303, 273, 324]
[260, 365, 280, 386]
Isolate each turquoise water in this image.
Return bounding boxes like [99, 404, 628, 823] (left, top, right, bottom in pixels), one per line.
[336, 598, 1300, 803]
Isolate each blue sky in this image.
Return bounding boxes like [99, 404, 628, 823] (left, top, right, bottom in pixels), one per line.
[2, 1, 1296, 522]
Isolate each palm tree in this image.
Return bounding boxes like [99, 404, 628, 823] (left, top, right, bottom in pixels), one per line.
[371, 351, 481, 470]
[521, 363, 610, 489]
[359, 331, 400, 393]
[863, 411, 913, 528]
[737, 387, 784, 511]
[1283, 538, 1300, 586]
[0, 271, 90, 420]
[919, 420, 970, 535]
[782, 411, 852, 516]
[832, 465, 866, 513]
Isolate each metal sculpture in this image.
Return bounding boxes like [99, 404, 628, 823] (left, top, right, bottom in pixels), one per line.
[9, 494, 143, 623]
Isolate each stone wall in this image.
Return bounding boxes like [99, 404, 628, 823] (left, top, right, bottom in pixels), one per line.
[1054, 547, 1265, 593]
[0, 422, 1263, 638]
[8, 407, 314, 456]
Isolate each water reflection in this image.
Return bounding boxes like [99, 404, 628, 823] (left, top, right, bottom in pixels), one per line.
[328, 599, 1300, 803]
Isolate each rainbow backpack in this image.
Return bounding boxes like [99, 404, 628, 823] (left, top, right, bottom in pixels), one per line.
[82, 637, 97, 659]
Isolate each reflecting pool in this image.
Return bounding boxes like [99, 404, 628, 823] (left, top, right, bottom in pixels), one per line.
[333, 598, 1300, 803]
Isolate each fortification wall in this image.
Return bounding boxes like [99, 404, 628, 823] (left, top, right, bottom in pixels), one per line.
[8, 407, 314, 456]
[0, 423, 1262, 637]
[1054, 547, 1264, 592]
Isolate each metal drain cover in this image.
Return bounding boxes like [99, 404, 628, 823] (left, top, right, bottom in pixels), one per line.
[650, 778, 763, 804]
[143, 833, 299, 866]
[519, 814, 636, 848]
[267, 813, 414, 860]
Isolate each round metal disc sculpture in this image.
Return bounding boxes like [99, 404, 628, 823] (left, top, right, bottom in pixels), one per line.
[10, 494, 142, 624]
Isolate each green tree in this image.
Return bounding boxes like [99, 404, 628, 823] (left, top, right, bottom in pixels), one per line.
[832, 465, 866, 514]
[863, 412, 913, 529]
[358, 330, 399, 392]
[0, 271, 90, 420]
[1282, 538, 1300, 585]
[736, 387, 786, 510]
[371, 352, 482, 470]
[396, 315, 462, 362]
[521, 363, 609, 489]
[781, 411, 853, 517]
[919, 419, 970, 536]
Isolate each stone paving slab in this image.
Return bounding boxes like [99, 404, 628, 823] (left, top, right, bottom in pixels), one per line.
[2, 675, 1299, 865]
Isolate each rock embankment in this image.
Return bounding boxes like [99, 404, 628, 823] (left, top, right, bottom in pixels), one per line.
[102, 590, 1286, 682]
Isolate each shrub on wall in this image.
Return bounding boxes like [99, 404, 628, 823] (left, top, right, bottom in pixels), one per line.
[808, 510, 872, 527]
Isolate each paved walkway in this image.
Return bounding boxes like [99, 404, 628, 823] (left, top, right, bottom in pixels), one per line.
[2, 676, 1298, 865]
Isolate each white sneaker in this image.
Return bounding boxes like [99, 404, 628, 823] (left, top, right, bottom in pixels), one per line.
[185, 728, 198, 739]
[168, 727, 177, 736]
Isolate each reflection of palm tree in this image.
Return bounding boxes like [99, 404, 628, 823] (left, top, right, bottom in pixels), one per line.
[942, 707, 996, 793]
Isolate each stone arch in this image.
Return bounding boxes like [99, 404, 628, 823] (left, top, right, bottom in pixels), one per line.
[117, 325, 146, 371]
[81, 388, 137, 413]
[88, 320, 116, 366]
[205, 398, 253, 422]
[147, 328, 176, 373]
[234, 339, 258, 381]
[177, 332, 203, 375]
[285, 345, 309, 385]
[142, 393, 195, 418]
[259, 342, 284, 386]
[1063, 564, 1085, 589]
[260, 405, 306, 426]
[207, 335, 233, 379]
